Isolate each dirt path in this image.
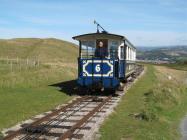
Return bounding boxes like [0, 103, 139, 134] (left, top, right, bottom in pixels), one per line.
[180, 117, 187, 140]
[180, 77, 187, 140]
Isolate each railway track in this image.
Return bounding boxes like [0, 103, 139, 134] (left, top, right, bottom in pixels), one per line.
[3, 96, 113, 140]
[3, 65, 144, 140]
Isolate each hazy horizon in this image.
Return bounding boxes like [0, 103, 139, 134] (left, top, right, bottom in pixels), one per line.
[0, 37, 187, 47]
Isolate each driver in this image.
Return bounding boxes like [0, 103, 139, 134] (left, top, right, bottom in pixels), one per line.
[95, 41, 108, 58]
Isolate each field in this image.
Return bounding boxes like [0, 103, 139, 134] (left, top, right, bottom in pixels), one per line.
[165, 63, 187, 71]
[99, 64, 187, 140]
[0, 38, 78, 136]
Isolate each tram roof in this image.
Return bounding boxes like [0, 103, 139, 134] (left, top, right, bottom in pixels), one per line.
[73, 32, 123, 40]
[72, 32, 136, 49]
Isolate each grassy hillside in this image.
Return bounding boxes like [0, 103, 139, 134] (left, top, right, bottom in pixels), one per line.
[100, 65, 187, 140]
[0, 38, 78, 62]
[165, 62, 187, 71]
[0, 38, 78, 132]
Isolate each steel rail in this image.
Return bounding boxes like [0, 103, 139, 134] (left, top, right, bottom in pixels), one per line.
[22, 97, 93, 140]
[58, 96, 112, 140]
[3, 96, 91, 140]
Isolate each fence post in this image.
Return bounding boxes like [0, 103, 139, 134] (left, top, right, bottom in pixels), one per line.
[27, 58, 29, 69]
[10, 61, 13, 72]
[17, 57, 19, 64]
[38, 59, 40, 67]
[7, 56, 9, 64]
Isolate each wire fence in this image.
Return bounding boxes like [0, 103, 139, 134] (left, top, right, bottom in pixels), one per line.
[0, 57, 77, 88]
[0, 57, 40, 72]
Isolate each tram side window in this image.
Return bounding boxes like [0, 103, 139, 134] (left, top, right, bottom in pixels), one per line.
[120, 46, 125, 59]
[109, 41, 119, 59]
[81, 41, 95, 58]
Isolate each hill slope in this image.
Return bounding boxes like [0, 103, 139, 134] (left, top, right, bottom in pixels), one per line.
[0, 38, 78, 132]
[0, 38, 78, 62]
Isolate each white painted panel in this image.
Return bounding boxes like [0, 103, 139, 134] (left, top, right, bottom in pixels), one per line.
[126, 46, 128, 60]
[128, 47, 130, 60]
[131, 49, 133, 60]
[135, 50, 136, 60]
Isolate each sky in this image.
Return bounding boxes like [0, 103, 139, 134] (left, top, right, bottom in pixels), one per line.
[0, 0, 186, 46]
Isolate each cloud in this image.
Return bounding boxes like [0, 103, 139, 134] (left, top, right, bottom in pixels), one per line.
[0, 27, 73, 42]
[115, 30, 187, 46]
[0, 0, 186, 46]
[0, 27, 186, 46]
[20, 16, 90, 27]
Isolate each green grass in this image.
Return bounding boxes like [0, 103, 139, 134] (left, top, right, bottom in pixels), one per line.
[0, 87, 72, 129]
[0, 133, 2, 140]
[99, 65, 187, 140]
[0, 38, 78, 63]
[0, 38, 78, 133]
[165, 63, 187, 71]
[0, 62, 77, 131]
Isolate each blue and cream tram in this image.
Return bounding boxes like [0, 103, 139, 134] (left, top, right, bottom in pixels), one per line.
[73, 27, 136, 90]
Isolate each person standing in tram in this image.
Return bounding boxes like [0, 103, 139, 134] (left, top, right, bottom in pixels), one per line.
[95, 41, 108, 58]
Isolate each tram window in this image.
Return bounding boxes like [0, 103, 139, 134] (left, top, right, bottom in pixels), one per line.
[109, 41, 119, 58]
[95, 40, 108, 58]
[120, 46, 125, 59]
[81, 41, 95, 58]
